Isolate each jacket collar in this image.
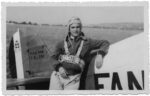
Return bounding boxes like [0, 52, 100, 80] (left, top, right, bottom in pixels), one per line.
[66, 32, 86, 42]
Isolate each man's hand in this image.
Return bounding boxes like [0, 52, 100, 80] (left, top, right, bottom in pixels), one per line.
[58, 67, 68, 79]
[79, 59, 85, 71]
[95, 54, 103, 69]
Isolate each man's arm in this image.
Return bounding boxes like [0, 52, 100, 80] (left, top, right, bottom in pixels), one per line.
[51, 41, 64, 60]
[51, 41, 70, 78]
[89, 39, 110, 57]
[51, 41, 64, 71]
[89, 39, 110, 69]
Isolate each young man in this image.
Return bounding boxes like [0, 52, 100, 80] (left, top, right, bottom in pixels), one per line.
[49, 17, 110, 90]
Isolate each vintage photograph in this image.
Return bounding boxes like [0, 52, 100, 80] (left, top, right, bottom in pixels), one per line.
[2, 2, 149, 94]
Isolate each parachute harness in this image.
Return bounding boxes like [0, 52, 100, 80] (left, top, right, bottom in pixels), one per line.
[59, 39, 84, 65]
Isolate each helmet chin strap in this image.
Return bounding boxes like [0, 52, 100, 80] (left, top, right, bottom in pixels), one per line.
[70, 32, 82, 40]
[70, 35, 75, 40]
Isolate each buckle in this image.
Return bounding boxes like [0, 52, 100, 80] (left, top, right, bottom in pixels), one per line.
[59, 55, 80, 64]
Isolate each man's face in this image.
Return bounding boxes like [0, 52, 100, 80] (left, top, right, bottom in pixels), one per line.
[70, 23, 81, 37]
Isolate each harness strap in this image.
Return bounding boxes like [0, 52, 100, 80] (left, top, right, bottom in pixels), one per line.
[64, 39, 70, 55]
[76, 40, 84, 57]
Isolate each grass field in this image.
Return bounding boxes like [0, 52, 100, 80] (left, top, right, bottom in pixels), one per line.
[6, 23, 143, 78]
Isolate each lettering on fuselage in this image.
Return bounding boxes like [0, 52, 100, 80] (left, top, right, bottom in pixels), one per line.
[27, 45, 47, 60]
[94, 70, 144, 90]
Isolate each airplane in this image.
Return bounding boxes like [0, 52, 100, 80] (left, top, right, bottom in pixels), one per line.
[6, 27, 147, 90]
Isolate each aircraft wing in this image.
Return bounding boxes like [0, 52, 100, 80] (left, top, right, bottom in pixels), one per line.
[7, 77, 50, 88]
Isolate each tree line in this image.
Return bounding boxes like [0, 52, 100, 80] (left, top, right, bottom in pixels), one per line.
[6, 20, 50, 26]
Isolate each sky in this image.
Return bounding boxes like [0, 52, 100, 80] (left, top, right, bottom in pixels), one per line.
[7, 6, 144, 25]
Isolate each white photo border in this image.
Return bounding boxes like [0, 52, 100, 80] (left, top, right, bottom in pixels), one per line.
[2, 2, 149, 95]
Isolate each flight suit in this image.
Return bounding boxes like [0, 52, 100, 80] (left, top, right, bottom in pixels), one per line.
[50, 32, 110, 90]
